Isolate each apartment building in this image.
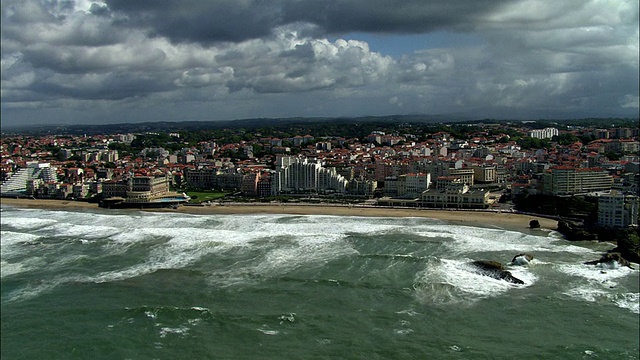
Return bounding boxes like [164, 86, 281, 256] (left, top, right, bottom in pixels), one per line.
[447, 168, 474, 185]
[272, 157, 348, 194]
[604, 140, 639, 154]
[347, 178, 377, 197]
[241, 172, 260, 197]
[1, 162, 58, 195]
[528, 127, 559, 139]
[396, 173, 431, 198]
[435, 176, 462, 190]
[597, 191, 639, 228]
[256, 174, 273, 197]
[543, 166, 613, 196]
[383, 176, 398, 197]
[102, 180, 128, 198]
[472, 165, 497, 184]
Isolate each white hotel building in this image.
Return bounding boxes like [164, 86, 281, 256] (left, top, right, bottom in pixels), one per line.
[543, 166, 613, 196]
[528, 127, 559, 139]
[272, 156, 348, 195]
[597, 191, 639, 228]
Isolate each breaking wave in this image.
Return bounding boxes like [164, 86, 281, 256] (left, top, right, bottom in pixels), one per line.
[0, 207, 637, 314]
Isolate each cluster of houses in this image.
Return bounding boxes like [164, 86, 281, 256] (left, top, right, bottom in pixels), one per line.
[1, 122, 638, 227]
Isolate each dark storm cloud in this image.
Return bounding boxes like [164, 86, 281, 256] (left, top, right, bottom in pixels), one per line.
[104, 0, 284, 43]
[21, 44, 168, 74]
[30, 71, 175, 100]
[1, 0, 638, 125]
[103, 0, 511, 44]
[281, 0, 509, 34]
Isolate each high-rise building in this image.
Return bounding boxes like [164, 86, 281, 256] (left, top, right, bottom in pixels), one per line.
[597, 191, 639, 228]
[272, 156, 348, 195]
[543, 166, 613, 196]
[0, 162, 58, 195]
[528, 127, 559, 139]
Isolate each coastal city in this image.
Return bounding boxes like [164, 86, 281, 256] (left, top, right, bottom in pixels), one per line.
[1, 119, 638, 230]
[2, 0, 638, 357]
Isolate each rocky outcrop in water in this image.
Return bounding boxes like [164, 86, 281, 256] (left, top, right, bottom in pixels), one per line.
[610, 229, 640, 264]
[556, 221, 640, 264]
[511, 253, 534, 265]
[557, 219, 598, 240]
[469, 260, 525, 284]
[584, 252, 631, 269]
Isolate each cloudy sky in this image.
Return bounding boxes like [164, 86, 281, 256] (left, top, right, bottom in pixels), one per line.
[1, 0, 638, 127]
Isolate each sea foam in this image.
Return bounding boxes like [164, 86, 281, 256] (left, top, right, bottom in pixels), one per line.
[0, 216, 57, 231]
[563, 286, 640, 314]
[413, 257, 531, 305]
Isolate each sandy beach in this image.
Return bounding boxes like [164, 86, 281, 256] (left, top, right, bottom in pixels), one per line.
[0, 197, 558, 232]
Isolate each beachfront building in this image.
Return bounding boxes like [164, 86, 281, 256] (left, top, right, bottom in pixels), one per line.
[597, 191, 639, 228]
[419, 183, 490, 209]
[241, 172, 260, 197]
[101, 180, 128, 198]
[256, 174, 273, 197]
[383, 176, 398, 197]
[347, 178, 377, 197]
[101, 175, 170, 201]
[397, 173, 431, 198]
[1, 162, 58, 196]
[126, 176, 170, 203]
[184, 168, 216, 188]
[542, 166, 613, 196]
[183, 168, 244, 191]
[272, 156, 348, 195]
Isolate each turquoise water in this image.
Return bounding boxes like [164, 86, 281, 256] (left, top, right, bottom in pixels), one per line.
[1, 206, 638, 359]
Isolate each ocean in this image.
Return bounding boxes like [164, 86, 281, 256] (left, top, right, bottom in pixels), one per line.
[1, 205, 638, 359]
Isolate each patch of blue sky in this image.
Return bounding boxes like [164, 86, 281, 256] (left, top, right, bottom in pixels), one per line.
[333, 31, 483, 57]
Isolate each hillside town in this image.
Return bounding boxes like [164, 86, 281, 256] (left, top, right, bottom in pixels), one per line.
[1, 119, 639, 230]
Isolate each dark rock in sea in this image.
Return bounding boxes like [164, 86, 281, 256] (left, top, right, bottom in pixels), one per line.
[557, 221, 639, 264]
[529, 220, 540, 228]
[610, 229, 640, 264]
[585, 252, 631, 268]
[469, 260, 525, 284]
[557, 219, 598, 241]
[511, 253, 534, 265]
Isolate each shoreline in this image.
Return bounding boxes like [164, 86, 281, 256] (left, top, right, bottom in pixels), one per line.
[0, 197, 558, 233]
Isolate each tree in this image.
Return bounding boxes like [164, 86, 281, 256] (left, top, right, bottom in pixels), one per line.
[579, 133, 596, 144]
[604, 151, 622, 161]
[517, 137, 551, 150]
[553, 133, 580, 145]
